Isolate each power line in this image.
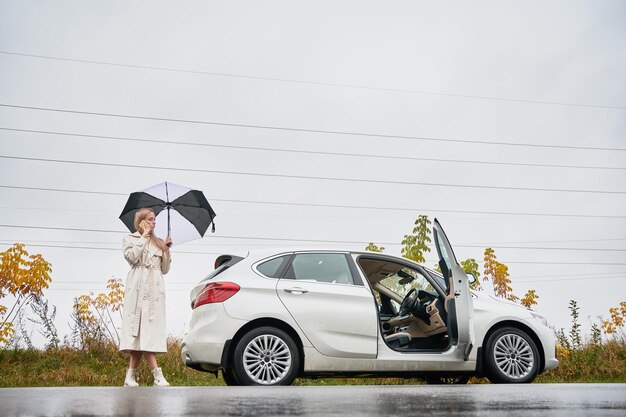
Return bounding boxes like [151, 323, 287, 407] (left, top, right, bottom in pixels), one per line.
[44, 287, 191, 292]
[0, 239, 122, 245]
[3, 126, 625, 171]
[1, 184, 625, 219]
[5, 238, 624, 250]
[1, 103, 625, 152]
[0, 224, 124, 234]
[0, 185, 124, 196]
[0, 241, 622, 265]
[53, 280, 196, 285]
[515, 275, 625, 284]
[32, 274, 626, 292]
[50, 271, 626, 285]
[52, 275, 626, 285]
[1, 225, 625, 253]
[3, 155, 626, 195]
[467, 237, 626, 245]
[0, 241, 221, 255]
[458, 245, 626, 252]
[2, 50, 624, 111]
[514, 271, 625, 280]
[0, 205, 113, 213]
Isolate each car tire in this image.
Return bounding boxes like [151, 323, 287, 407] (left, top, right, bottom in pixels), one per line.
[425, 375, 470, 384]
[221, 368, 239, 386]
[232, 326, 300, 386]
[484, 327, 540, 384]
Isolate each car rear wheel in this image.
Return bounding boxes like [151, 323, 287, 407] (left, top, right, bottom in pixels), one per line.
[232, 326, 300, 386]
[485, 327, 539, 384]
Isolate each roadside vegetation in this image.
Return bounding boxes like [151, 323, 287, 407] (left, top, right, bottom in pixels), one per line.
[1, 216, 625, 386]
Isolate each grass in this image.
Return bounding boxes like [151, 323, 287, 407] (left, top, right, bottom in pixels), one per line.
[0, 339, 221, 387]
[1, 339, 625, 387]
[536, 341, 626, 383]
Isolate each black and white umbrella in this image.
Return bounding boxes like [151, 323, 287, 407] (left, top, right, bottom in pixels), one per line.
[119, 182, 216, 246]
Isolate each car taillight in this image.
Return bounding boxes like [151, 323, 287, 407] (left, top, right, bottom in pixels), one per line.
[193, 282, 240, 309]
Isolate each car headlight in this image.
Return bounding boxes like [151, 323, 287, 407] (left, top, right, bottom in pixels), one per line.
[530, 312, 548, 326]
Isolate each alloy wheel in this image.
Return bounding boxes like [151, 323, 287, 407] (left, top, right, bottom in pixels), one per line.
[492, 333, 535, 380]
[243, 334, 292, 385]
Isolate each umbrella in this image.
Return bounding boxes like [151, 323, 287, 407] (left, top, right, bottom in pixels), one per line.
[119, 181, 216, 246]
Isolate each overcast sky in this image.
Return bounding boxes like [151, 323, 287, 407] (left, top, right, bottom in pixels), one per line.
[1, 1, 625, 348]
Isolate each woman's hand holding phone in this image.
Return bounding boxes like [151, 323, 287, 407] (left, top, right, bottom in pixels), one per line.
[140, 220, 152, 237]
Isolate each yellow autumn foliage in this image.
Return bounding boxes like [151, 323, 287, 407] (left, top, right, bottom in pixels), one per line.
[0, 244, 52, 345]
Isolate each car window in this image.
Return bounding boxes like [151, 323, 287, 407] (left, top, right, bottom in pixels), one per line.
[256, 255, 291, 278]
[285, 253, 354, 285]
[435, 230, 453, 279]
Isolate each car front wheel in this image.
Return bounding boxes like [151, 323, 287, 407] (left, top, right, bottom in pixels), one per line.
[232, 326, 300, 386]
[485, 327, 540, 383]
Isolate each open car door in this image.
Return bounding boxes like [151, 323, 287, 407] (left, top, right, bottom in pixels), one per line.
[433, 219, 474, 360]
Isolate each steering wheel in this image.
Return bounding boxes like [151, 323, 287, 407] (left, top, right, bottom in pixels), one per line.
[398, 288, 420, 317]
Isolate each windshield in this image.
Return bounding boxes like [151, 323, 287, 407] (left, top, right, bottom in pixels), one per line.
[378, 266, 437, 299]
[424, 268, 447, 292]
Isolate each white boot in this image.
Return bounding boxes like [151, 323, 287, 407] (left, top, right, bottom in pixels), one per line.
[124, 368, 139, 387]
[152, 367, 170, 386]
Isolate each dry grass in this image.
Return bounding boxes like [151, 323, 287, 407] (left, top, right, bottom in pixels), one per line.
[537, 341, 626, 383]
[2, 338, 625, 386]
[0, 338, 222, 387]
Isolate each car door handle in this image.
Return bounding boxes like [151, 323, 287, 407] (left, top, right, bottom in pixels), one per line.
[284, 287, 308, 294]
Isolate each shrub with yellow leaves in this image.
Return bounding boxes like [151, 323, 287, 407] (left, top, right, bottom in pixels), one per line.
[0, 244, 52, 345]
[69, 277, 124, 350]
[601, 301, 626, 338]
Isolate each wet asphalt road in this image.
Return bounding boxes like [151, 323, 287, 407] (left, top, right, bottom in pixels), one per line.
[0, 384, 624, 417]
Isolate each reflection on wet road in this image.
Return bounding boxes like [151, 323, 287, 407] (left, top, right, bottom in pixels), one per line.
[1, 384, 625, 416]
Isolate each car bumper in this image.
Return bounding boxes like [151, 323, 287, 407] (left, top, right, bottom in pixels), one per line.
[181, 303, 248, 370]
[521, 317, 559, 372]
[544, 356, 559, 371]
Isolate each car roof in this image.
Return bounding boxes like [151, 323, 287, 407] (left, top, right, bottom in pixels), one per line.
[221, 247, 421, 266]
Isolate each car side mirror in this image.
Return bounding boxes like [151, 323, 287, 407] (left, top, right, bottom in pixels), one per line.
[465, 272, 477, 285]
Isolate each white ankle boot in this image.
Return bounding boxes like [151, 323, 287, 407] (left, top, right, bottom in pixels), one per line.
[124, 368, 139, 387]
[152, 367, 170, 386]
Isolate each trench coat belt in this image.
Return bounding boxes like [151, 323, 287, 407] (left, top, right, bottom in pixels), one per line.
[130, 263, 159, 337]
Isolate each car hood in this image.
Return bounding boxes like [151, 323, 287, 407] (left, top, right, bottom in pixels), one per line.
[472, 290, 531, 313]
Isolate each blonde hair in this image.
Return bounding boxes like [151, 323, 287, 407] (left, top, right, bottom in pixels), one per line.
[134, 208, 168, 252]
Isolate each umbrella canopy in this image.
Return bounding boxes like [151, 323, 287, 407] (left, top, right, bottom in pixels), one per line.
[119, 182, 216, 246]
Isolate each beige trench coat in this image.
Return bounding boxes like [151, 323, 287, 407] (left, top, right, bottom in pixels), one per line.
[119, 232, 171, 353]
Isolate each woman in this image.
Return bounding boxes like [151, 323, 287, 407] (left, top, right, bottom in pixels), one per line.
[120, 208, 172, 386]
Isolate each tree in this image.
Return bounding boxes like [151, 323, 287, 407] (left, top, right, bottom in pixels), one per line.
[494, 262, 518, 302]
[364, 243, 385, 253]
[401, 215, 432, 263]
[601, 301, 626, 337]
[483, 247, 528, 303]
[0, 244, 52, 345]
[520, 289, 539, 309]
[483, 247, 497, 286]
[460, 258, 481, 290]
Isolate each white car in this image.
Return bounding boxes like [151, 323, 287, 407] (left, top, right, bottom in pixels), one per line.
[182, 220, 558, 385]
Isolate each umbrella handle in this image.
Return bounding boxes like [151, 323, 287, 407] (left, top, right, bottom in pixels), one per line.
[165, 181, 172, 245]
[166, 205, 172, 246]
